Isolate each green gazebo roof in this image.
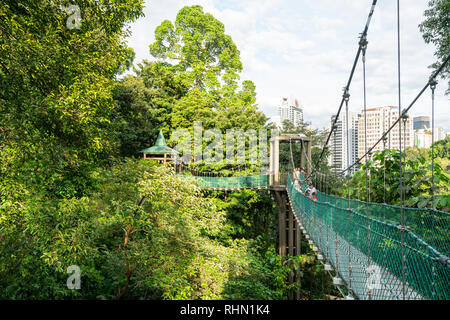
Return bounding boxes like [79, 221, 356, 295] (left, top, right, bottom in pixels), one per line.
[139, 130, 178, 154]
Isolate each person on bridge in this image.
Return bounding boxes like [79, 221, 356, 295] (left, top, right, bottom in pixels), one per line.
[311, 191, 318, 202]
[293, 168, 301, 181]
[304, 189, 311, 198]
[293, 176, 299, 189]
[307, 182, 317, 196]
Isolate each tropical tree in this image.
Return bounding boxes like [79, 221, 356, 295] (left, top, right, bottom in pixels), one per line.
[112, 61, 190, 157]
[419, 0, 450, 94]
[149, 5, 266, 134]
[150, 5, 242, 91]
[0, 0, 144, 197]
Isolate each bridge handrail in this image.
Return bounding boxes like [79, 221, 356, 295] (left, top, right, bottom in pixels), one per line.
[287, 174, 450, 300]
[178, 173, 270, 190]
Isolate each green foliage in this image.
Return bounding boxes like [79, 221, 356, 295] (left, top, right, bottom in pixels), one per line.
[215, 190, 276, 243]
[0, 160, 256, 299]
[135, 61, 190, 132]
[430, 134, 450, 161]
[0, 2, 334, 301]
[0, 0, 145, 198]
[348, 148, 450, 211]
[419, 0, 450, 94]
[150, 5, 242, 91]
[111, 62, 190, 157]
[292, 252, 337, 300]
[148, 5, 267, 136]
[111, 76, 156, 157]
[222, 246, 292, 300]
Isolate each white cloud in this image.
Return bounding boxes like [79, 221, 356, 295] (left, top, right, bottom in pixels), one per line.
[126, 0, 450, 132]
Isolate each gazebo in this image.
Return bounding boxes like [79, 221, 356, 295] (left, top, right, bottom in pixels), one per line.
[139, 130, 179, 166]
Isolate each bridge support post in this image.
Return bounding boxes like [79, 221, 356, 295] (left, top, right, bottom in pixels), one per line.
[269, 134, 312, 299]
[307, 140, 312, 175]
[269, 137, 280, 186]
[272, 189, 303, 300]
[273, 191, 287, 257]
[288, 198, 294, 257]
[296, 221, 301, 300]
[287, 197, 295, 300]
[269, 134, 312, 186]
[301, 142, 306, 172]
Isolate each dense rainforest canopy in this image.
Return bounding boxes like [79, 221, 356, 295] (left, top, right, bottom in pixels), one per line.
[0, 1, 333, 300]
[0, 0, 448, 300]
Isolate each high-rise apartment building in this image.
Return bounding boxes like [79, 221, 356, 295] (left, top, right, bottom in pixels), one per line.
[279, 97, 303, 128]
[358, 106, 413, 161]
[329, 111, 360, 174]
[434, 127, 446, 142]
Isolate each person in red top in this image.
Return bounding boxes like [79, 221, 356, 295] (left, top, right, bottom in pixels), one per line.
[311, 191, 318, 202]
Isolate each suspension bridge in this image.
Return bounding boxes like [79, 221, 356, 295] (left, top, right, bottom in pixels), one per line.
[159, 0, 450, 300]
[178, 132, 449, 300]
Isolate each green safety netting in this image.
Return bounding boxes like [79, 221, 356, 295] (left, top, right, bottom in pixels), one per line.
[288, 174, 450, 300]
[179, 174, 270, 190]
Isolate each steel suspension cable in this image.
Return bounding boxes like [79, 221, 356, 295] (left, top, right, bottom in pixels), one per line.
[388, 116, 391, 150]
[396, 0, 406, 300]
[368, 152, 372, 203]
[430, 78, 437, 206]
[383, 136, 387, 206]
[337, 53, 450, 177]
[361, 34, 373, 300]
[332, 129, 341, 285]
[325, 174, 330, 262]
[429, 78, 439, 300]
[314, 0, 378, 174]
[347, 173, 354, 297]
[300, 139, 331, 184]
[343, 90, 354, 298]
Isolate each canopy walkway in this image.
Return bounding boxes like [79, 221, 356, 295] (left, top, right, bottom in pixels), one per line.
[180, 171, 449, 300]
[286, 174, 449, 300]
[169, 0, 450, 300]
[179, 174, 270, 191]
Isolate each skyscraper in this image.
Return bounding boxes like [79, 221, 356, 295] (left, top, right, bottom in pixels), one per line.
[279, 97, 303, 128]
[358, 106, 413, 161]
[329, 111, 360, 174]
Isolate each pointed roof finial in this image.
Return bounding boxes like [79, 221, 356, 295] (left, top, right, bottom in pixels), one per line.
[139, 130, 178, 154]
[154, 130, 167, 147]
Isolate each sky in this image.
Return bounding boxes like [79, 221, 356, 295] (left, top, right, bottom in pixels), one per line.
[124, 0, 449, 133]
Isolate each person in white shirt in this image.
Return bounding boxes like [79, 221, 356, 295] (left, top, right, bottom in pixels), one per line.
[307, 182, 317, 196]
[293, 168, 299, 181]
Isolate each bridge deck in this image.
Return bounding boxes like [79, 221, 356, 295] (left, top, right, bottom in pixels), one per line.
[286, 175, 449, 300]
[289, 187, 423, 300]
[180, 172, 449, 300]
